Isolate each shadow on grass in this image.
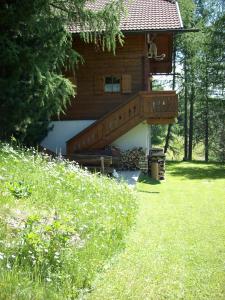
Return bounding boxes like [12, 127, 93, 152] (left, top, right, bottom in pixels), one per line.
[138, 190, 160, 194]
[138, 174, 161, 185]
[167, 161, 225, 180]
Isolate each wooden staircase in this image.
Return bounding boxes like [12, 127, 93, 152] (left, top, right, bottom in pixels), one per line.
[67, 91, 178, 156]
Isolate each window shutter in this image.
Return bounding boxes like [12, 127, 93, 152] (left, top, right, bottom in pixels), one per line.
[122, 74, 132, 94]
[94, 75, 104, 95]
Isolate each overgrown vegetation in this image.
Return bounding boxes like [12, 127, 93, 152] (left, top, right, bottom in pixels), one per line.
[0, 143, 136, 299]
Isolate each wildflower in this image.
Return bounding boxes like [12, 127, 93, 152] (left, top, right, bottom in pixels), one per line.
[46, 277, 52, 282]
[6, 263, 11, 269]
[0, 252, 4, 260]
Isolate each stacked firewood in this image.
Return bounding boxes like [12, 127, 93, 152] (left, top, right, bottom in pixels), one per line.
[139, 157, 148, 174]
[120, 147, 146, 170]
[148, 148, 166, 180]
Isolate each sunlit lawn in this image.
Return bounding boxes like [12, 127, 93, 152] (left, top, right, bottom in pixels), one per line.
[88, 162, 225, 300]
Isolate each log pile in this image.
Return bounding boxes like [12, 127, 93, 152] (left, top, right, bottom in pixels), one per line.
[148, 148, 166, 180]
[119, 147, 146, 170]
[139, 157, 148, 174]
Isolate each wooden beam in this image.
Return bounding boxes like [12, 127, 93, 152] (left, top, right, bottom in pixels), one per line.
[147, 118, 176, 125]
[71, 154, 112, 166]
[143, 56, 150, 91]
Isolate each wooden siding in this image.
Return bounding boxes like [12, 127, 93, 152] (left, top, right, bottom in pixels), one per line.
[60, 33, 173, 121]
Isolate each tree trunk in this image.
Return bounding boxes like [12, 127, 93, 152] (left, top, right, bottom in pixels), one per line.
[164, 124, 172, 154]
[188, 77, 195, 161]
[205, 100, 209, 162]
[204, 63, 209, 162]
[183, 56, 189, 161]
[164, 36, 176, 154]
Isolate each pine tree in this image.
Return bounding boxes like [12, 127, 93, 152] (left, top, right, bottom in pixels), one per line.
[0, 0, 124, 145]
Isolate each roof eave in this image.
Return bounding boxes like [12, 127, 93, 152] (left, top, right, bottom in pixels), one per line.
[176, 0, 184, 28]
[121, 28, 199, 34]
[70, 27, 199, 35]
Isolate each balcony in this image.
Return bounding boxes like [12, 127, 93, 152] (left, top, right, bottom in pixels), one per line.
[141, 90, 178, 123]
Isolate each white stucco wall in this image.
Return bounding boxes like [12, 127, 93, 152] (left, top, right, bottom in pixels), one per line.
[112, 122, 151, 155]
[41, 121, 151, 155]
[41, 120, 95, 155]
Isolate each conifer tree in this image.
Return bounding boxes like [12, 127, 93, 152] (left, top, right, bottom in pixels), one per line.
[0, 0, 124, 145]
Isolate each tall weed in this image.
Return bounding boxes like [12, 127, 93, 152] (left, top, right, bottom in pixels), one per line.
[0, 143, 137, 299]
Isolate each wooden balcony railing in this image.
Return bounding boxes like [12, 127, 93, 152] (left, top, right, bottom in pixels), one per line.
[142, 91, 178, 119]
[67, 91, 178, 155]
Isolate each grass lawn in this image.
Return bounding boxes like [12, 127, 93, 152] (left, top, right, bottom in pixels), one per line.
[88, 162, 225, 300]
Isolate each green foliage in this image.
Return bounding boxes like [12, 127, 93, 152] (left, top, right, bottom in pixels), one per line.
[151, 125, 167, 146]
[178, 0, 196, 27]
[0, 143, 136, 299]
[7, 180, 32, 199]
[0, 0, 124, 145]
[170, 0, 225, 162]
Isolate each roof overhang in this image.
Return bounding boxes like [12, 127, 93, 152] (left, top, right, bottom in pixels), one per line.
[120, 28, 199, 34]
[71, 28, 199, 36]
[69, 0, 185, 34]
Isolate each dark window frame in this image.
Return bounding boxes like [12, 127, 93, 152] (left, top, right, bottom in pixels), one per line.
[104, 75, 121, 93]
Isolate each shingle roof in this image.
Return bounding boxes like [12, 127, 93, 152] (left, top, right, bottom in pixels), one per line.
[69, 0, 183, 33]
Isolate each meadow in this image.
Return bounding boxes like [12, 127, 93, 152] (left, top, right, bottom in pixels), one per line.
[0, 143, 136, 299]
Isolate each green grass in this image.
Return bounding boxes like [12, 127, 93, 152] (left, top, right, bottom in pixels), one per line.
[88, 162, 225, 300]
[0, 143, 136, 299]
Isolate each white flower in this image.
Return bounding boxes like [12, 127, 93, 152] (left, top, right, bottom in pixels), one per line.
[6, 263, 11, 269]
[0, 252, 4, 260]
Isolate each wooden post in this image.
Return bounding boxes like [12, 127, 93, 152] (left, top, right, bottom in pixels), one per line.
[100, 156, 104, 174]
[149, 74, 153, 91]
[143, 56, 151, 92]
[143, 33, 151, 91]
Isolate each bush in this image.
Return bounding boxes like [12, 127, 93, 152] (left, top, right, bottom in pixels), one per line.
[0, 143, 137, 299]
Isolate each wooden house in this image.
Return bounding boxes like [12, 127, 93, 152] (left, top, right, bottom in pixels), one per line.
[41, 0, 183, 162]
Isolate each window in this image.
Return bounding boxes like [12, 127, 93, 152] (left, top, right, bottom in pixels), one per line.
[104, 76, 121, 93]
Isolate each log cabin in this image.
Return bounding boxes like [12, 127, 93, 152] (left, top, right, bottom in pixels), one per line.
[41, 0, 183, 164]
